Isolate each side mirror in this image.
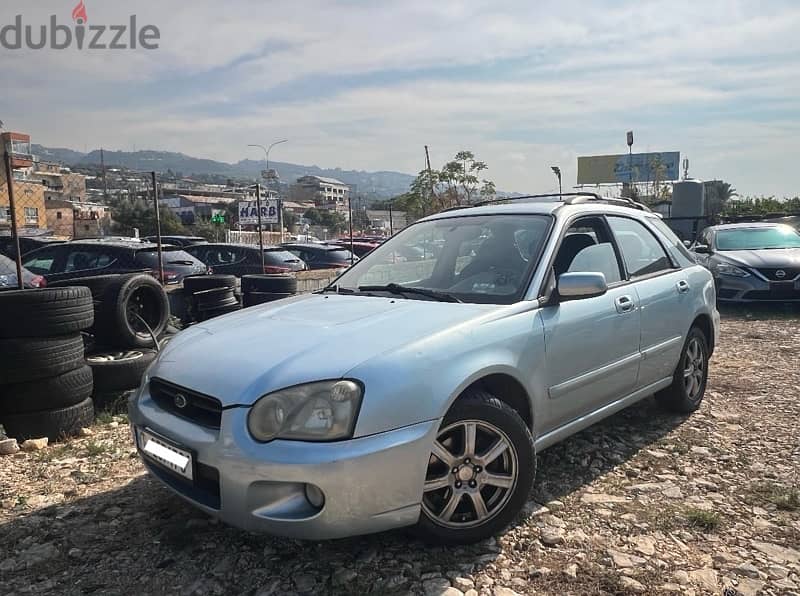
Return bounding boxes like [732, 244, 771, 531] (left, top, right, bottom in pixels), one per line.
[557, 272, 607, 300]
[693, 244, 711, 254]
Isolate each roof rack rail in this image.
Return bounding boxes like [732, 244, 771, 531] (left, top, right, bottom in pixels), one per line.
[472, 192, 601, 208]
[563, 195, 652, 212]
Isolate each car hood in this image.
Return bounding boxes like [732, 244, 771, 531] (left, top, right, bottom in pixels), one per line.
[149, 294, 496, 406]
[717, 248, 800, 269]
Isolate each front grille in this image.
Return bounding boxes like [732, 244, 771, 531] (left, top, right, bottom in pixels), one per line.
[744, 286, 800, 300]
[149, 378, 222, 429]
[757, 268, 800, 281]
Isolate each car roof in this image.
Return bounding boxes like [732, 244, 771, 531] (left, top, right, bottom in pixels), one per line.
[63, 239, 164, 250]
[707, 222, 789, 231]
[191, 242, 286, 250]
[420, 200, 658, 222]
[282, 242, 347, 251]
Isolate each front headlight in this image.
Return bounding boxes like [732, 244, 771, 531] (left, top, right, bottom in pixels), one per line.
[247, 380, 363, 442]
[714, 262, 750, 277]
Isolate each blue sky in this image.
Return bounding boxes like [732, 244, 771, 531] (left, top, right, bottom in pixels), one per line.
[1, 0, 799, 196]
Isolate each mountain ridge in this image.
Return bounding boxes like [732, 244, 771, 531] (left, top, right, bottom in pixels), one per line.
[31, 144, 416, 199]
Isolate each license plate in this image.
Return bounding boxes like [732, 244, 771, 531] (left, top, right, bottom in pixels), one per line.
[136, 428, 193, 481]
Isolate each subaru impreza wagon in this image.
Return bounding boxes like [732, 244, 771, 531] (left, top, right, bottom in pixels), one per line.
[129, 193, 719, 544]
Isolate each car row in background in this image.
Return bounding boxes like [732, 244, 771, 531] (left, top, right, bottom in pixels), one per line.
[0, 235, 66, 260]
[692, 222, 800, 302]
[280, 243, 356, 270]
[184, 243, 307, 276]
[21, 239, 209, 284]
[0, 253, 46, 289]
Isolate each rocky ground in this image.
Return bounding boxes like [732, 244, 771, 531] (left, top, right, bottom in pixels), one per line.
[1, 306, 799, 596]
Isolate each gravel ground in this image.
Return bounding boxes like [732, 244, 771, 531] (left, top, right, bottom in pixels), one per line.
[1, 306, 799, 596]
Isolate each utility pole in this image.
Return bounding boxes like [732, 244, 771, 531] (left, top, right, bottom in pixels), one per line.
[2, 147, 24, 289]
[424, 145, 435, 215]
[347, 192, 354, 265]
[388, 199, 393, 235]
[551, 166, 562, 196]
[100, 148, 108, 199]
[151, 171, 164, 285]
[626, 130, 634, 200]
[255, 183, 266, 271]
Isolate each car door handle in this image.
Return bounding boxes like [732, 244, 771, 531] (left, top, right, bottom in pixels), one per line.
[615, 295, 636, 314]
[677, 280, 690, 294]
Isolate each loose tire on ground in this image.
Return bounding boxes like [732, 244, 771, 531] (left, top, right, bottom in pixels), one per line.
[241, 274, 297, 295]
[1, 397, 94, 441]
[415, 388, 535, 545]
[0, 365, 94, 415]
[198, 303, 243, 321]
[183, 274, 237, 294]
[0, 334, 86, 385]
[86, 349, 157, 393]
[655, 326, 709, 414]
[50, 273, 141, 301]
[0, 287, 94, 338]
[94, 274, 169, 348]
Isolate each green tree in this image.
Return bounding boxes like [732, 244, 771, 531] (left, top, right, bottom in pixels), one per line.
[704, 180, 737, 220]
[110, 198, 186, 237]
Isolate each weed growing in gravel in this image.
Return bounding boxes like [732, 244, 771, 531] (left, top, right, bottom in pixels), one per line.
[85, 441, 107, 456]
[744, 481, 800, 511]
[95, 411, 114, 425]
[33, 444, 71, 462]
[685, 508, 721, 531]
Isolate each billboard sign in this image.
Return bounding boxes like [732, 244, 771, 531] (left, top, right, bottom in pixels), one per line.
[238, 199, 279, 225]
[577, 152, 680, 185]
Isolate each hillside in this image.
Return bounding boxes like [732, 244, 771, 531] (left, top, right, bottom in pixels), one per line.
[31, 145, 415, 199]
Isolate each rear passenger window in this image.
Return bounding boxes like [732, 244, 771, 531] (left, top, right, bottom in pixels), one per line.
[607, 217, 672, 278]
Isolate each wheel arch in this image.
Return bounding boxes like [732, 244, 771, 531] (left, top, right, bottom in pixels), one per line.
[691, 313, 715, 355]
[448, 369, 534, 432]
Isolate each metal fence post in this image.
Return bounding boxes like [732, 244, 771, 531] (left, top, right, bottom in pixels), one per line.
[151, 171, 164, 284]
[2, 147, 24, 290]
[255, 183, 265, 271]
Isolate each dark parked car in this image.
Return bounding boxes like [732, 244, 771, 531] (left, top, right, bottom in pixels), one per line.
[22, 239, 209, 284]
[0, 235, 65, 259]
[184, 243, 306, 276]
[326, 240, 379, 257]
[144, 235, 208, 247]
[693, 222, 800, 301]
[0, 253, 46, 289]
[281, 243, 355, 270]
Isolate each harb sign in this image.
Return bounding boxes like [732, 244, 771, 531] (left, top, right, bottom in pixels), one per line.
[238, 199, 279, 225]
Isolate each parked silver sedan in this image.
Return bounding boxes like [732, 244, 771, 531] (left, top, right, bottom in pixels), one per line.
[129, 194, 720, 544]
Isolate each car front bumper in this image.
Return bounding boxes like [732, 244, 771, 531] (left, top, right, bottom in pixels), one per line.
[715, 275, 800, 302]
[128, 387, 439, 540]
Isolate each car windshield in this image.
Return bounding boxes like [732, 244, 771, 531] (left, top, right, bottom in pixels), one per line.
[716, 226, 800, 251]
[332, 214, 552, 304]
[264, 249, 302, 265]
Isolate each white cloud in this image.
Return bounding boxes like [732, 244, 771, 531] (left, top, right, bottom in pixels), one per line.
[1, 0, 798, 196]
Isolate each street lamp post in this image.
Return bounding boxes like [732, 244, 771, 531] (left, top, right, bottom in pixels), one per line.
[248, 140, 288, 242]
[550, 166, 562, 196]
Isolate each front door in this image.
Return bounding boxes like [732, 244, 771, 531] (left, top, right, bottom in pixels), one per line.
[541, 216, 641, 430]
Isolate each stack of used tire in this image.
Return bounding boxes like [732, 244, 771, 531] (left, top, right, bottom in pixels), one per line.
[242, 274, 298, 307]
[0, 287, 95, 441]
[52, 273, 170, 408]
[184, 274, 242, 321]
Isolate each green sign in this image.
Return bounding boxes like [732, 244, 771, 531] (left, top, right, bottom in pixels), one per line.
[211, 213, 225, 224]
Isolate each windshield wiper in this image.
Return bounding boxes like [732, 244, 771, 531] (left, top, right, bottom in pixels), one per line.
[358, 283, 462, 303]
[318, 285, 355, 294]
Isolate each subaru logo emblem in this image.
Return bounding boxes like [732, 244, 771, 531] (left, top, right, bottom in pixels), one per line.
[174, 394, 188, 409]
[775, 270, 787, 279]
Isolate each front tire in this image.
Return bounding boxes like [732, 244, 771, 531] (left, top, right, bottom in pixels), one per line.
[655, 326, 709, 413]
[415, 389, 535, 544]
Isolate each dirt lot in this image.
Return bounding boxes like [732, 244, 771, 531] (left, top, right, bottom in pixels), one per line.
[1, 307, 799, 596]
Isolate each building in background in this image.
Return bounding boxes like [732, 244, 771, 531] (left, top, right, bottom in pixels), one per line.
[1, 131, 47, 232]
[45, 199, 111, 239]
[289, 175, 350, 212]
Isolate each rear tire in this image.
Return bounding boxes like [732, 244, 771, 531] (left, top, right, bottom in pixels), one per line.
[0, 334, 85, 385]
[415, 389, 535, 545]
[0, 287, 94, 338]
[655, 326, 709, 414]
[1, 397, 94, 442]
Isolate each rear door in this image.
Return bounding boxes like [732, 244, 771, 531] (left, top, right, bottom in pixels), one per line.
[46, 245, 118, 282]
[606, 216, 692, 387]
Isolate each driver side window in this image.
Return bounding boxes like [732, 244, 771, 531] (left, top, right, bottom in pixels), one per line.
[553, 218, 623, 284]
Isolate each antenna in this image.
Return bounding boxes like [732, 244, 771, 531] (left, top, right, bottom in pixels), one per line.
[682, 158, 689, 179]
